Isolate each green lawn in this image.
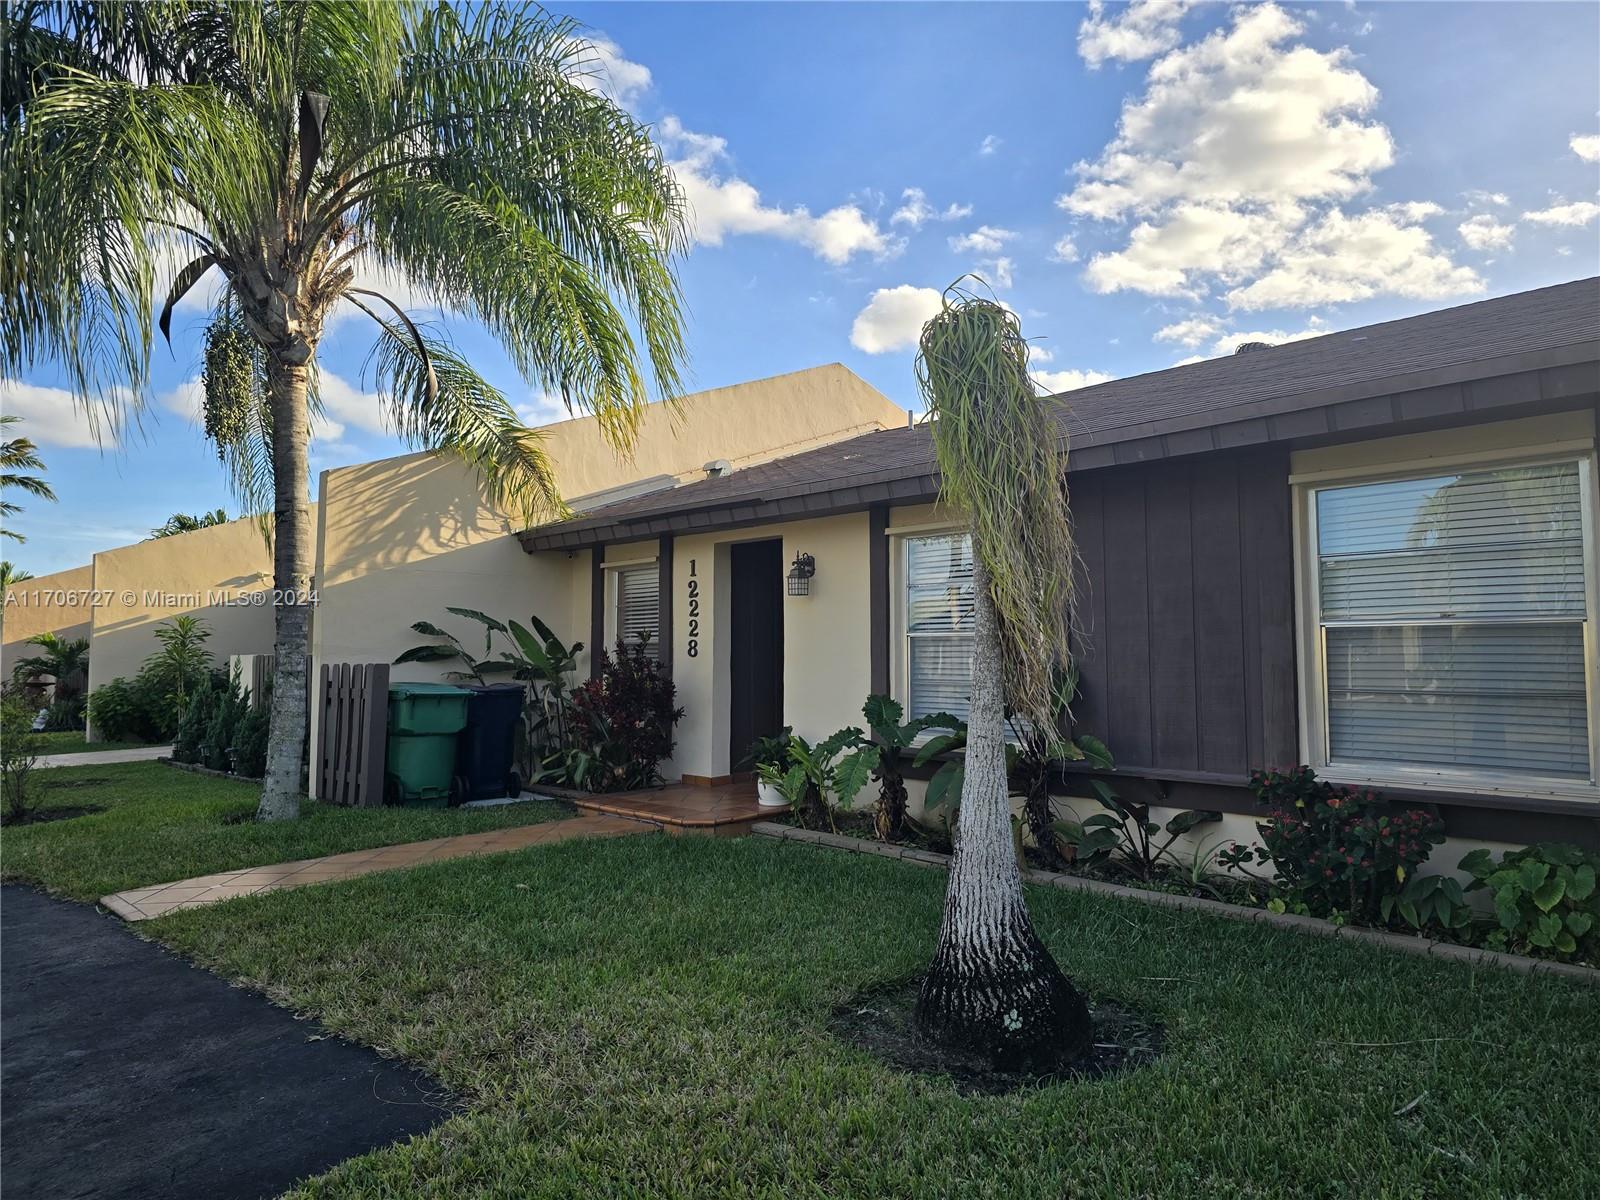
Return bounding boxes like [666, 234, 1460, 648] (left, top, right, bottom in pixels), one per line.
[1, 761, 571, 899]
[143, 833, 1600, 1200]
[33, 730, 151, 755]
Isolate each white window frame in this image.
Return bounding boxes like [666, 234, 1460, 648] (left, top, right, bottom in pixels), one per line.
[889, 524, 975, 729]
[1292, 446, 1600, 800]
[605, 557, 659, 658]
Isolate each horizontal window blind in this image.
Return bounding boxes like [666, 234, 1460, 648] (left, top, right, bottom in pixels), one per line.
[615, 564, 659, 655]
[1326, 623, 1590, 776]
[1317, 463, 1585, 620]
[1314, 460, 1592, 780]
[906, 534, 974, 724]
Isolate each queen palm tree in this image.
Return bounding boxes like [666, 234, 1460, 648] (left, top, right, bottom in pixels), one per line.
[1, 415, 57, 544]
[4, 2, 688, 819]
[912, 282, 1092, 1072]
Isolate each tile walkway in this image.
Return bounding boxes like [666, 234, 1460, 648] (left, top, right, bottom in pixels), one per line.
[100, 812, 648, 922]
[566, 779, 780, 836]
[37, 745, 173, 769]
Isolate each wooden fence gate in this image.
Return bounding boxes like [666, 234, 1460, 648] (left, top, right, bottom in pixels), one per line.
[312, 662, 389, 807]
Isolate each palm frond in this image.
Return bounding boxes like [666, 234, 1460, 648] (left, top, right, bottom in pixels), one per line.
[915, 280, 1076, 730]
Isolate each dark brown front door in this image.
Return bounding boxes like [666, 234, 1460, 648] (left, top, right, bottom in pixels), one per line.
[729, 539, 784, 771]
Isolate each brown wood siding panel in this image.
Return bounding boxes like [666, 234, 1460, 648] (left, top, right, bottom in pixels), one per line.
[657, 536, 674, 675]
[589, 547, 605, 681]
[868, 505, 889, 696]
[1101, 471, 1153, 765]
[1190, 458, 1249, 773]
[1071, 475, 1109, 739]
[1146, 464, 1199, 768]
[1071, 448, 1296, 779]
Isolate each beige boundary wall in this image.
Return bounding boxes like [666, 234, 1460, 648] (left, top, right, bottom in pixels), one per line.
[308, 364, 906, 795]
[2, 563, 95, 677]
[85, 516, 285, 736]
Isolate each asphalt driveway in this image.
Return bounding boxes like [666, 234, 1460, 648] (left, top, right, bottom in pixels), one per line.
[1, 885, 449, 1199]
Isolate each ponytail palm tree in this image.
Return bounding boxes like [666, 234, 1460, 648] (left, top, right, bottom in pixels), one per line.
[3, 2, 688, 819]
[913, 282, 1091, 1072]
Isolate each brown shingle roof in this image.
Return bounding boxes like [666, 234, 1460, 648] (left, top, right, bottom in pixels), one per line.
[523, 277, 1600, 550]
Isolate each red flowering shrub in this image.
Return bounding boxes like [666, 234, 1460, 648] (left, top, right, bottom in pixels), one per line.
[568, 638, 685, 793]
[1223, 766, 1444, 923]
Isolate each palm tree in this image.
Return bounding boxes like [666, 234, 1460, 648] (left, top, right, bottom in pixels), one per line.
[149, 509, 230, 539]
[1, 415, 57, 543]
[0, 561, 32, 637]
[912, 282, 1092, 1073]
[11, 631, 91, 702]
[4, 3, 688, 820]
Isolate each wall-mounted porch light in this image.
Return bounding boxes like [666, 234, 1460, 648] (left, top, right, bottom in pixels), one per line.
[786, 552, 816, 596]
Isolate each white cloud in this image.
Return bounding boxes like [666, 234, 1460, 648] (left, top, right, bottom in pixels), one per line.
[1078, 0, 1202, 67]
[1225, 208, 1481, 310]
[850, 286, 943, 354]
[157, 373, 356, 442]
[0, 380, 115, 448]
[1064, 5, 1477, 311]
[1570, 133, 1600, 163]
[890, 187, 973, 229]
[1207, 319, 1327, 356]
[948, 225, 1017, 254]
[515, 391, 569, 427]
[577, 34, 653, 108]
[1035, 367, 1115, 393]
[978, 134, 1002, 156]
[1458, 213, 1515, 252]
[977, 256, 1016, 289]
[1522, 200, 1600, 227]
[1062, 5, 1392, 221]
[1153, 314, 1225, 348]
[1028, 344, 1055, 364]
[1463, 189, 1510, 208]
[660, 116, 901, 265]
[1048, 236, 1080, 264]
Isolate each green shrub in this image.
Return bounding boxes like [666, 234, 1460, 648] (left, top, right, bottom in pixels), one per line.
[172, 681, 220, 764]
[201, 684, 248, 772]
[1461, 843, 1599, 962]
[231, 702, 269, 778]
[1220, 766, 1444, 924]
[87, 676, 165, 743]
[43, 694, 85, 732]
[1, 690, 44, 822]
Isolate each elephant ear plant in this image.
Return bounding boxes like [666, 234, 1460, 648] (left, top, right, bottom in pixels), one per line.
[397, 607, 582, 770]
[912, 279, 1093, 1073]
[847, 695, 961, 843]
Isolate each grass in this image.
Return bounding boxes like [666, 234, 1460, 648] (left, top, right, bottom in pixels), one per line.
[143, 833, 1600, 1199]
[33, 730, 151, 755]
[1, 761, 571, 900]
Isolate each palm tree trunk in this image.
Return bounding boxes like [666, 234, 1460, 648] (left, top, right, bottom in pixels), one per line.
[256, 356, 312, 821]
[915, 556, 1092, 1071]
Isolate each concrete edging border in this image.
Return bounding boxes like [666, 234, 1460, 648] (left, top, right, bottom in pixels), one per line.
[160, 758, 263, 784]
[750, 821, 1600, 988]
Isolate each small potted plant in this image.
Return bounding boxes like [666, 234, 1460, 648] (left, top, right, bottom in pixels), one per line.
[743, 727, 793, 807]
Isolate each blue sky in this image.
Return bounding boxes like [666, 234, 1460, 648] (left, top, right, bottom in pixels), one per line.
[5, 0, 1598, 576]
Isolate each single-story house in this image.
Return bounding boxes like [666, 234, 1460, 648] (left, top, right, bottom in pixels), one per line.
[503, 276, 1599, 852]
[3, 518, 283, 732]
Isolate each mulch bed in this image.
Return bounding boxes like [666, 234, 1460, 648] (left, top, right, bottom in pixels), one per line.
[829, 977, 1162, 1095]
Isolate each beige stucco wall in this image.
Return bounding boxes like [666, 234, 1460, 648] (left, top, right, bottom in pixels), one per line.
[665, 511, 874, 780]
[86, 517, 281, 737]
[2, 563, 95, 677]
[308, 364, 903, 794]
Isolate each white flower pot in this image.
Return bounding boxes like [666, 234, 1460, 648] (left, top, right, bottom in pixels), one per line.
[756, 779, 789, 808]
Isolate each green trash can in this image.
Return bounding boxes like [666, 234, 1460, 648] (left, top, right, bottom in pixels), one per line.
[385, 683, 471, 807]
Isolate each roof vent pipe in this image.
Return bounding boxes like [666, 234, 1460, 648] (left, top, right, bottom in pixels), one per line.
[704, 459, 732, 478]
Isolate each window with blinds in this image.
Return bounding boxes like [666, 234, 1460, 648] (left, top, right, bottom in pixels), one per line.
[905, 533, 975, 725]
[614, 563, 659, 656]
[1312, 459, 1593, 780]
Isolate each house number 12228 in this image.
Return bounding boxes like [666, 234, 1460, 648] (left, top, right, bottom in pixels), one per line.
[685, 558, 700, 658]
